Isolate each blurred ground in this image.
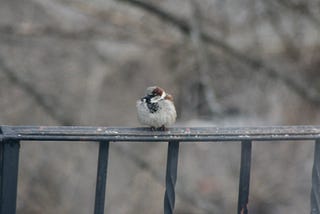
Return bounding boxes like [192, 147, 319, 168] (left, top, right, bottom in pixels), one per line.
[1, 0, 320, 213]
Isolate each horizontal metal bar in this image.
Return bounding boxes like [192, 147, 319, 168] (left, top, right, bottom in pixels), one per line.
[1, 125, 320, 142]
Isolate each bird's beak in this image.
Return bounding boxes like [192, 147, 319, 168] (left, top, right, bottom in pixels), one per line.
[141, 95, 150, 102]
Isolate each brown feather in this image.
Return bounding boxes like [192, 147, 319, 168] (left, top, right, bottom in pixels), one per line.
[153, 87, 164, 96]
[165, 94, 174, 101]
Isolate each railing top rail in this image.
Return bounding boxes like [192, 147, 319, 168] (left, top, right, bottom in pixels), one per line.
[1, 125, 320, 142]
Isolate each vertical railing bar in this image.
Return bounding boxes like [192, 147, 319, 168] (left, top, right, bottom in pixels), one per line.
[311, 139, 320, 214]
[94, 141, 110, 214]
[237, 140, 252, 214]
[164, 140, 180, 214]
[0, 140, 20, 214]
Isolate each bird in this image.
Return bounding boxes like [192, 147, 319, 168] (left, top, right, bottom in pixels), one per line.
[136, 86, 177, 130]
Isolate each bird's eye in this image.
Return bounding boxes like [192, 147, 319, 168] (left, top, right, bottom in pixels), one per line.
[152, 91, 161, 96]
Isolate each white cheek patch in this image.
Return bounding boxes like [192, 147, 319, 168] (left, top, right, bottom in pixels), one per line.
[150, 91, 166, 103]
[161, 91, 166, 99]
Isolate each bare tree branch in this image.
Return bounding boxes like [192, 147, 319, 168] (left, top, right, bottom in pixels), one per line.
[0, 24, 102, 40]
[276, 0, 320, 29]
[189, 0, 222, 116]
[0, 56, 74, 125]
[247, 0, 262, 52]
[263, 1, 300, 59]
[117, 0, 320, 105]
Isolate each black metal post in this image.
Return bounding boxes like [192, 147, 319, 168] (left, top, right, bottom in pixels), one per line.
[164, 141, 180, 214]
[94, 141, 110, 214]
[237, 140, 252, 214]
[311, 139, 320, 214]
[0, 140, 20, 214]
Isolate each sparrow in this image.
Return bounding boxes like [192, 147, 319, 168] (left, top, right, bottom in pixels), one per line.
[136, 86, 177, 130]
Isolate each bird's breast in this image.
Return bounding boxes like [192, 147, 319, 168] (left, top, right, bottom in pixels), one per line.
[147, 102, 159, 113]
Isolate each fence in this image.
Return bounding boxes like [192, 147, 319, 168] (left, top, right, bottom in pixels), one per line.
[1, 125, 320, 214]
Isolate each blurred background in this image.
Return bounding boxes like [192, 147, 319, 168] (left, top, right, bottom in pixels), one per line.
[1, 0, 320, 213]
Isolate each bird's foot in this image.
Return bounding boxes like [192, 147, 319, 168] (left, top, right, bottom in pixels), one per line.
[150, 125, 167, 131]
[158, 125, 167, 131]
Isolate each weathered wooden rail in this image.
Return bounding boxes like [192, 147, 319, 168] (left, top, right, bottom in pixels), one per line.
[1, 125, 320, 214]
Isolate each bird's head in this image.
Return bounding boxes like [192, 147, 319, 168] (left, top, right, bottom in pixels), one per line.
[141, 86, 166, 103]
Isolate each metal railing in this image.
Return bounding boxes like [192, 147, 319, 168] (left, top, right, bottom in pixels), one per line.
[1, 125, 320, 214]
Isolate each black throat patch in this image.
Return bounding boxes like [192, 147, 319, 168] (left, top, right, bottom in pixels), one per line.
[147, 102, 159, 113]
